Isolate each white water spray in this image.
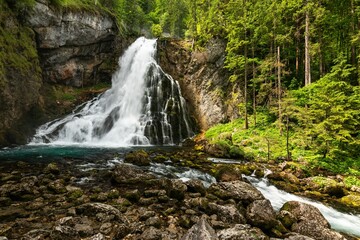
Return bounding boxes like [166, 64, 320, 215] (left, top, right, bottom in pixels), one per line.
[31, 37, 193, 146]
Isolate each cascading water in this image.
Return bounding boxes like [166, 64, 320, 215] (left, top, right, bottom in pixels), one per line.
[245, 175, 360, 237]
[31, 37, 194, 146]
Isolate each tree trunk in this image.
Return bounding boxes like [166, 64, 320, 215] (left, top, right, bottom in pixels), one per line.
[277, 46, 282, 135]
[305, 7, 311, 86]
[244, 40, 249, 129]
[244, 0, 248, 129]
[286, 115, 290, 160]
[319, 35, 323, 77]
[252, 45, 256, 127]
[296, 17, 300, 77]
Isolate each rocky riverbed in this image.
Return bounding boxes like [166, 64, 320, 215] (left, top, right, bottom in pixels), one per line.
[0, 148, 358, 240]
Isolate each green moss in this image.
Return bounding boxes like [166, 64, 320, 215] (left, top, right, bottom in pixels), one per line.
[340, 194, 360, 208]
[311, 176, 337, 188]
[67, 189, 84, 200]
[0, 2, 41, 86]
[344, 176, 360, 188]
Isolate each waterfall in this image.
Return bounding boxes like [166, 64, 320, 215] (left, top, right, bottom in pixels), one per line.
[31, 37, 194, 146]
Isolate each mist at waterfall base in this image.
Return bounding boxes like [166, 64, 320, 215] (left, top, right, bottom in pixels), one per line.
[245, 175, 360, 237]
[30, 37, 193, 147]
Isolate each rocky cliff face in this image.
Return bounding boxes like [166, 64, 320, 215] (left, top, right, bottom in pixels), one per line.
[0, 1, 43, 146]
[26, 0, 118, 87]
[0, 0, 125, 146]
[158, 39, 240, 131]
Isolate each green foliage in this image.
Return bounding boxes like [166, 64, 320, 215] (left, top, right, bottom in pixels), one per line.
[344, 176, 360, 188]
[311, 176, 337, 188]
[294, 57, 360, 164]
[151, 24, 163, 38]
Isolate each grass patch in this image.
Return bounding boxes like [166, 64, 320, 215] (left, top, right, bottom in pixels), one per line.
[204, 111, 358, 176]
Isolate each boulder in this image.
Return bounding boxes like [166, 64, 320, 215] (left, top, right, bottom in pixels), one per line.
[139, 226, 163, 240]
[214, 165, 243, 182]
[181, 216, 218, 240]
[124, 150, 151, 166]
[166, 179, 188, 200]
[112, 164, 156, 184]
[51, 225, 79, 240]
[291, 221, 346, 240]
[217, 224, 269, 240]
[284, 233, 315, 240]
[280, 201, 347, 240]
[280, 201, 329, 229]
[246, 199, 277, 230]
[208, 181, 264, 204]
[75, 203, 127, 223]
[208, 203, 246, 224]
[20, 229, 51, 240]
[84, 233, 106, 240]
[185, 179, 206, 196]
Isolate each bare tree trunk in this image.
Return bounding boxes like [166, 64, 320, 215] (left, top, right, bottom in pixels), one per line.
[319, 35, 324, 77]
[244, 40, 249, 129]
[244, 0, 248, 129]
[305, 7, 311, 86]
[296, 17, 300, 77]
[252, 45, 256, 127]
[277, 46, 282, 135]
[286, 115, 290, 160]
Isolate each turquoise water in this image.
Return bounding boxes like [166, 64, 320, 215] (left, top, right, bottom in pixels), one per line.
[0, 145, 120, 161]
[0, 144, 183, 162]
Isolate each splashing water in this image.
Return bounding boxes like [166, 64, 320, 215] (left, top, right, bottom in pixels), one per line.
[246, 175, 360, 237]
[31, 37, 193, 147]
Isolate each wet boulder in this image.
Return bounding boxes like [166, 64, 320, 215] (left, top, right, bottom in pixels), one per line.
[291, 221, 346, 240]
[124, 150, 151, 166]
[280, 201, 329, 229]
[44, 162, 61, 175]
[208, 180, 264, 204]
[213, 165, 243, 182]
[181, 215, 218, 240]
[280, 201, 346, 240]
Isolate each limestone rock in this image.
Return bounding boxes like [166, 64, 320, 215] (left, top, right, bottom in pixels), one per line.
[217, 224, 269, 240]
[208, 203, 246, 224]
[181, 216, 218, 240]
[112, 164, 156, 184]
[75, 202, 126, 223]
[185, 179, 206, 195]
[284, 233, 315, 240]
[292, 221, 346, 240]
[208, 180, 264, 204]
[246, 199, 277, 230]
[280, 201, 329, 229]
[280, 201, 347, 240]
[166, 179, 188, 200]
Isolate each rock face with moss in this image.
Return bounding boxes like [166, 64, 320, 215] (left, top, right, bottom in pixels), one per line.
[26, 0, 118, 87]
[158, 39, 238, 131]
[0, 1, 43, 146]
[0, 0, 124, 146]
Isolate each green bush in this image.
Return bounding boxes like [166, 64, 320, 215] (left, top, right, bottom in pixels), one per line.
[151, 24, 163, 38]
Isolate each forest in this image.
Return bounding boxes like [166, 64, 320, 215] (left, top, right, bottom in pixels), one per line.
[9, 0, 360, 175]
